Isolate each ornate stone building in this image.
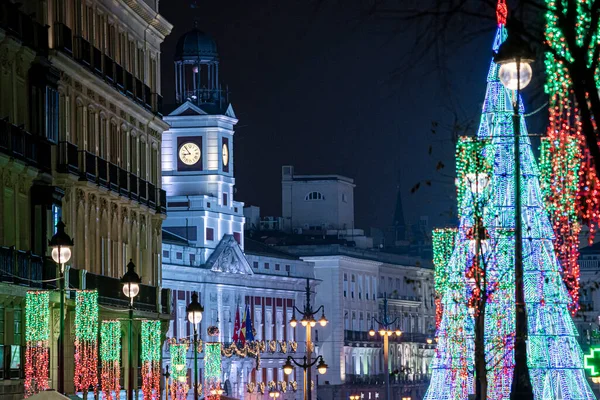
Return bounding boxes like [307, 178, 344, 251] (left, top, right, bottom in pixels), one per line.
[0, 0, 172, 397]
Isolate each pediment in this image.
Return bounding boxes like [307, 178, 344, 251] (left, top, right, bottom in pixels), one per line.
[205, 234, 253, 275]
[168, 101, 208, 117]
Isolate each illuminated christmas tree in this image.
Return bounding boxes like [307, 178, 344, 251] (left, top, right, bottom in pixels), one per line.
[424, 7, 596, 399]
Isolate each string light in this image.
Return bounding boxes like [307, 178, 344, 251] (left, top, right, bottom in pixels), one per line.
[25, 291, 50, 397]
[205, 343, 222, 398]
[425, 17, 596, 399]
[141, 320, 161, 399]
[170, 341, 189, 400]
[100, 321, 121, 399]
[432, 228, 457, 328]
[74, 290, 98, 394]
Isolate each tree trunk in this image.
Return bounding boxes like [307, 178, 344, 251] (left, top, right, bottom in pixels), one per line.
[475, 298, 488, 400]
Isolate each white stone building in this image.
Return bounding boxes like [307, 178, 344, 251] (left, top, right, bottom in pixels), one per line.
[161, 27, 318, 400]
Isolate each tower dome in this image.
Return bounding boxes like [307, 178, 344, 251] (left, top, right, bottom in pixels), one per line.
[174, 28, 218, 61]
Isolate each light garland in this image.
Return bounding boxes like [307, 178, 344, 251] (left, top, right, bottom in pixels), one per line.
[141, 320, 162, 399]
[25, 291, 50, 397]
[169, 341, 189, 400]
[100, 321, 121, 400]
[432, 228, 457, 328]
[74, 290, 99, 394]
[204, 343, 222, 398]
[543, 0, 600, 315]
[424, 10, 596, 399]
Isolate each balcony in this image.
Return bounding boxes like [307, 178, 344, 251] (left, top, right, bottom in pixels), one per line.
[97, 156, 108, 188]
[144, 85, 152, 110]
[135, 78, 144, 103]
[148, 183, 156, 208]
[53, 22, 72, 55]
[379, 292, 422, 307]
[344, 330, 434, 346]
[345, 373, 430, 386]
[125, 71, 134, 98]
[0, 2, 49, 54]
[139, 179, 147, 202]
[151, 93, 163, 117]
[79, 150, 96, 182]
[115, 63, 125, 92]
[93, 46, 102, 75]
[0, 120, 52, 172]
[74, 36, 92, 67]
[129, 173, 138, 201]
[109, 162, 118, 192]
[103, 55, 114, 83]
[119, 167, 128, 196]
[159, 189, 167, 214]
[0, 247, 43, 288]
[57, 141, 79, 174]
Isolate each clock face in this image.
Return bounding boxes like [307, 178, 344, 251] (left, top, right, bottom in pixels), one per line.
[179, 142, 201, 166]
[222, 143, 229, 167]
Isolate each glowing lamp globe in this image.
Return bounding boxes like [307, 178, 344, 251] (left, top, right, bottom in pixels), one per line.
[465, 172, 490, 194]
[49, 220, 74, 265]
[319, 313, 328, 327]
[378, 328, 386, 336]
[175, 363, 186, 372]
[493, 28, 535, 90]
[427, 338, 433, 344]
[309, 317, 317, 328]
[369, 328, 376, 337]
[395, 328, 402, 336]
[498, 62, 532, 90]
[121, 259, 141, 299]
[290, 315, 298, 328]
[300, 317, 308, 327]
[283, 359, 294, 375]
[186, 292, 204, 325]
[317, 359, 328, 375]
[386, 330, 393, 336]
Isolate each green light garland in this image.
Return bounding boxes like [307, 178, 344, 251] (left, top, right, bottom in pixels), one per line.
[455, 136, 491, 216]
[141, 320, 162, 398]
[205, 343, 222, 397]
[100, 320, 121, 399]
[170, 341, 189, 400]
[74, 290, 99, 393]
[25, 291, 50, 397]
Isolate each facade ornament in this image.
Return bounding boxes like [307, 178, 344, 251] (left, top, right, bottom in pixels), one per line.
[210, 293, 217, 303]
[3, 169, 12, 188]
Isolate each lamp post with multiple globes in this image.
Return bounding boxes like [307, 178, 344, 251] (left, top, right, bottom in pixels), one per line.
[186, 292, 204, 400]
[48, 219, 74, 394]
[368, 293, 401, 400]
[349, 395, 360, 400]
[283, 355, 328, 400]
[493, 19, 535, 400]
[121, 259, 141, 400]
[288, 278, 328, 400]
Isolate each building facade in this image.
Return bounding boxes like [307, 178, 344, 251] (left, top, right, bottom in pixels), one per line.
[0, 0, 173, 397]
[160, 27, 319, 400]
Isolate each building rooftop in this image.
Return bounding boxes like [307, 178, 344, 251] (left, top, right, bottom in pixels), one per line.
[286, 174, 354, 185]
[162, 229, 189, 246]
[244, 238, 300, 260]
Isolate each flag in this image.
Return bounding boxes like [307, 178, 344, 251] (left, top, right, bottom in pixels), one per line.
[240, 306, 246, 346]
[232, 307, 241, 343]
[245, 304, 255, 342]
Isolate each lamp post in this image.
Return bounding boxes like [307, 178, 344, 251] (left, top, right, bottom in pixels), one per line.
[121, 259, 141, 400]
[288, 278, 328, 400]
[48, 219, 73, 394]
[283, 354, 328, 400]
[163, 365, 171, 399]
[186, 291, 204, 400]
[494, 20, 535, 400]
[368, 293, 400, 400]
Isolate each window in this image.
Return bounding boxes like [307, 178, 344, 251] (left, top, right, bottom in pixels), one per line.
[162, 250, 169, 258]
[342, 193, 347, 202]
[253, 261, 259, 269]
[206, 228, 214, 241]
[285, 265, 290, 272]
[264, 263, 270, 270]
[189, 254, 196, 264]
[222, 193, 228, 206]
[45, 87, 59, 143]
[275, 264, 280, 271]
[233, 232, 241, 244]
[305, 191, 325, 201]
[176, 252, 183, 260]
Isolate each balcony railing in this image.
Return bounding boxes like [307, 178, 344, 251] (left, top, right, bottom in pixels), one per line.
[103, 55, 114, 83]
[345, 373, 430, 385]
[97, 156, 108, 188]
[79, 150, 96, 182]
[119, 167, 128, 196]
[0, 2, 49, 54]
[74, 36, 91, 67]
[0, 120, 52, 172]
[58, 141, 79, 174]
[53, 22, 72, 54]
[148, 183, 156, 208]
[93, 46, 102, 75]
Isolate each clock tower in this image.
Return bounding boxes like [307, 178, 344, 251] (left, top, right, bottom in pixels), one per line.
[162, 26, 245, 259]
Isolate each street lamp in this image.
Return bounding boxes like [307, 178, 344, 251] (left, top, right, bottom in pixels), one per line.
[372, 293, 400, 400]
[494, 19, 535, 400]
[121, 259, 141, 400]
[187, 292, 204, 400]
[288, 278, 327, 400]
[48, 219, 73, 394]
[269, 390, 281, 398]
[283, 354, 328, 398]
[349, 395, 360, 400]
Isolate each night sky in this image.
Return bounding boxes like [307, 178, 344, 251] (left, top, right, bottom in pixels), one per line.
[159, 1, 545, 232]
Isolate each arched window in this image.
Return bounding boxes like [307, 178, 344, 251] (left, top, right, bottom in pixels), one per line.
[305, 191, 325, 201]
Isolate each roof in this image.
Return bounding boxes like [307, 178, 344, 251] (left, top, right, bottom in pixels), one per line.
[162, 229, 189, 246]
[244, 238, 300, 260]
[175, 28, 218, 61]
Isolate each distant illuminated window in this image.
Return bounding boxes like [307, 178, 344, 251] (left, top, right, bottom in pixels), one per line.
[305, 191, 325, 201]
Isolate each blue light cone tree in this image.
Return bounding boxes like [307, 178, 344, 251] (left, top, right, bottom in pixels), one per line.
[424, 23, 596, 400]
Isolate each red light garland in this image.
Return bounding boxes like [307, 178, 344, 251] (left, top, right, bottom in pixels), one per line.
[25, 291, 50, 397]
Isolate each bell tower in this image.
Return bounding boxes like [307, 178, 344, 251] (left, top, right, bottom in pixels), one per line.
[162, 25, 244, 256]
